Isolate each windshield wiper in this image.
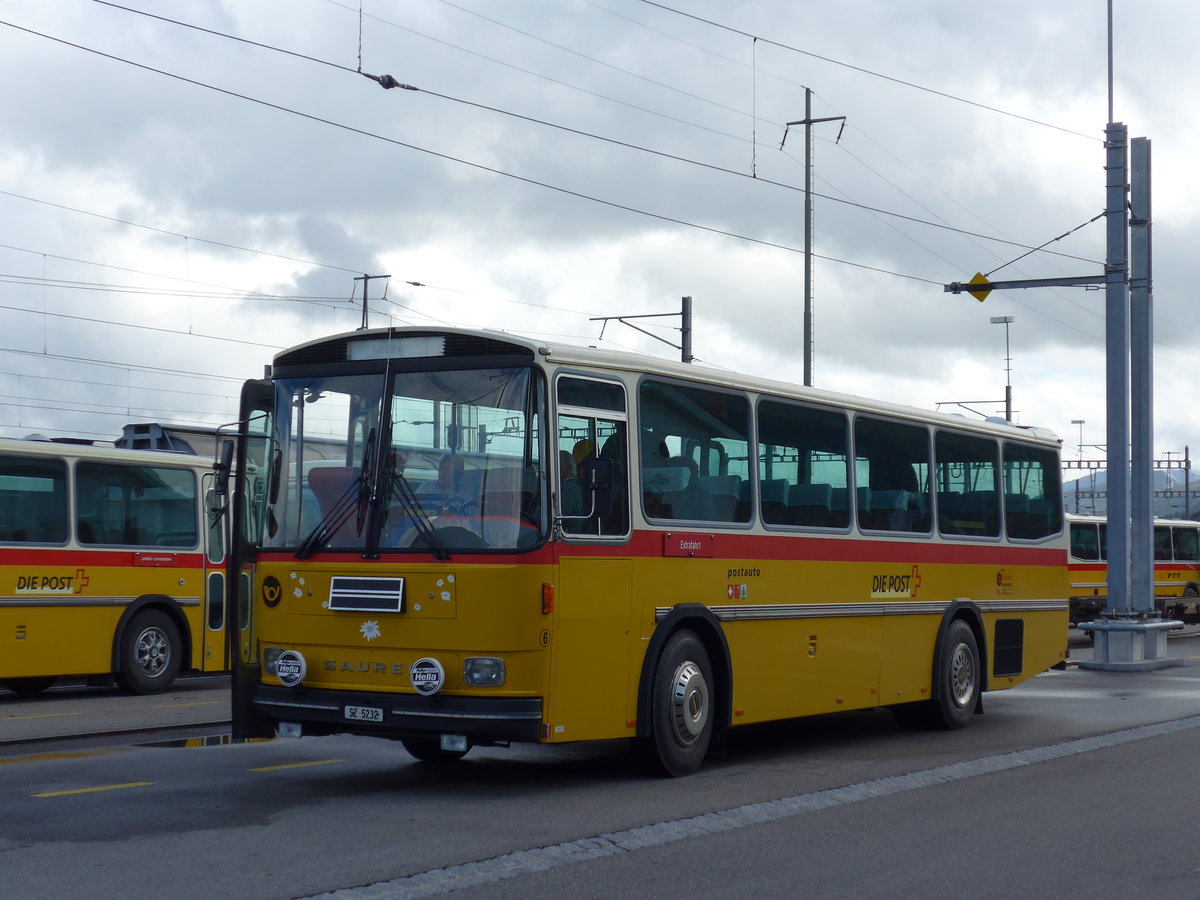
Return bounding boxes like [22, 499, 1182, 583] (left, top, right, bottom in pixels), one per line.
[388, 465, 450, 560]
[296, 430, 378, 560]
[294, 469, 367, 559]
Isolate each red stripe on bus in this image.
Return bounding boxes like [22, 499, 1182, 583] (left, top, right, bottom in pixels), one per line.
[0, 548, 204, 567]
[261, 530, 1065, 567]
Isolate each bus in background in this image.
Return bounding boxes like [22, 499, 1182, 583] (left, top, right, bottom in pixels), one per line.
[0, 437, 226, 695]
[1067, 513, 1200, 625]
[227, 326, 1068, 776]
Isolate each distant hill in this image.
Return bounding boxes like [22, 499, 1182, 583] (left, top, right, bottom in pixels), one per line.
[1063, 467, 1200, 520]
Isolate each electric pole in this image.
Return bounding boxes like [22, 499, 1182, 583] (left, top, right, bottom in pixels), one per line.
[784, 90, 845, 386]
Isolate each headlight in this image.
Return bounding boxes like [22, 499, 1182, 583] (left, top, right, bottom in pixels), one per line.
[463, 656, 505, 686]
[263, 646, 286, 674]
[264, 647, 306, 687]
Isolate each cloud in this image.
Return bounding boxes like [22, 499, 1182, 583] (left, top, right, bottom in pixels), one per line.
[0, 0, 1195, 461]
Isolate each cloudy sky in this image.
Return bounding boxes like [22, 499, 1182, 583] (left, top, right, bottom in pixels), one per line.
[0, 0, 1195, 470]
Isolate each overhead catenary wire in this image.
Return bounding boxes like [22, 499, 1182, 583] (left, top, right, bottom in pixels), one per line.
[0, 300, 284, 350]
[83, 5, 1101, 271]
[77, 0, 1130, 392]
[635, 0, 1098, 142]
[332, 0, 759, 147]
[380, 2, 1133, 349]
[2, 368, 245, 403]
[429, 0, 758, 124]
[984, 213, 1107, 279]
[1, 18, 943, 287]
[4, 2, 1187, 440]
[0, 273, 358, 307]
[0, 344, 249, 384]
[0, 209, 651, 332]
[0, 188, 363, 277]
[2, 6, 1159, 321]
[380, 80, 1102, 268]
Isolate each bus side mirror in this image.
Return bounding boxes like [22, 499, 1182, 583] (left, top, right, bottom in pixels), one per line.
[578, 456, 614, 518]
[213, 439, 235, 496]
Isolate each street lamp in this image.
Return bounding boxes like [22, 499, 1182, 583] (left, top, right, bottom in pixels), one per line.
[990, 316, 1015, 421]
[1071, 419, 1086, 514]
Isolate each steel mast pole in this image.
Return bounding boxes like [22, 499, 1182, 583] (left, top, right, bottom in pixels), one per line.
[803, 88, 813, 387]
[1129, 137, 1154, 613]
[1103, 122, 1131, 616]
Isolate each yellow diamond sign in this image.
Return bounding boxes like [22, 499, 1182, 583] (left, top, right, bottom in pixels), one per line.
[966, 272, 991, 303]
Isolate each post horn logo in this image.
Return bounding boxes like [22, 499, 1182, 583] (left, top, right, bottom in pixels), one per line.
[262, 575, 283, 608]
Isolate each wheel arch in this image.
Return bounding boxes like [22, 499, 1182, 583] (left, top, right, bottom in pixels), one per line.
[636, 603, 732, 750]
[111, 595, 193, 678]
[931, 600, 988, 704]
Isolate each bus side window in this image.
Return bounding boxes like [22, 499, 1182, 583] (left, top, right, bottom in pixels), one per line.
[1154, 526, 1173, 560]
[1002, 442, 1062, 539]
[935, 431, 999, 538]
[76, 461, 199, 548]
[638, 380, 750, 524]
[1071, 524, 1100, 560]
[596, 424, 628, 535]
[855, 417, 932, 534]
[757, 399, 849, 530]
[556, 375, 628, 539]
[0, 454, 68, 543]
[206, 488, 226, 564]
[1174, 528, 1199, 562]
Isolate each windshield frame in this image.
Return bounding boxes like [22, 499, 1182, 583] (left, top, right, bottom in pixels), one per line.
[259, 357, 549, 557]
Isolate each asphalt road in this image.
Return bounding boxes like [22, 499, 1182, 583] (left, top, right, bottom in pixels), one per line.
[2, 634, 1199, 899]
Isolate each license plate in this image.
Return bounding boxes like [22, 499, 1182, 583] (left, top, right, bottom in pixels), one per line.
[344, 705, 383, 722]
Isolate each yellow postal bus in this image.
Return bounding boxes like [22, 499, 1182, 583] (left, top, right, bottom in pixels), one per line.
[0, 437, 227, 695]
[1067, 513, 1200, 624]
[227, 327, 1067, 775]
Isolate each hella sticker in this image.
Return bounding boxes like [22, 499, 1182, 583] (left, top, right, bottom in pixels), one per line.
[409, 657, 445, 696]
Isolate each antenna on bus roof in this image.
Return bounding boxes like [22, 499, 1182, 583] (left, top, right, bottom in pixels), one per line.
[353, 274, 391, 330]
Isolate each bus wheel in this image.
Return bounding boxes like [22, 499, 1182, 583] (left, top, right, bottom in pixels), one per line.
[3, 676, 56, 696]
[643, 630, 713, 777]
[933, 619, 979, 730]
[401, 737, 470, 763]
[117, 610, 182, 695]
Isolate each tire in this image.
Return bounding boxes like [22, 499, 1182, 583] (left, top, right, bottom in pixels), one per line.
[116, 610, 182, 695]
[3, 676, 56, 696]
[932, 619, 980, 730]
[401, 736, 470, 763]
[891, 619, 980, 730]
[642, 630, 714, 777]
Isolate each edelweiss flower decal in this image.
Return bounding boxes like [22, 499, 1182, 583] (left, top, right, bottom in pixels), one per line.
[360, 619, 381, 641]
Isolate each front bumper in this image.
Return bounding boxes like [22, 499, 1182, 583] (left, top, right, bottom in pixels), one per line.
[252, 683, 543, 743]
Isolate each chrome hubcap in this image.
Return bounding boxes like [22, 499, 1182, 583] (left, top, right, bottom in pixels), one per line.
[669, 660, 709, 746]
[135, 627, 170, 677]
[949, 641, 975, 708]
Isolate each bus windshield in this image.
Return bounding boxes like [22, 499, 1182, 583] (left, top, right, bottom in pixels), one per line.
[264, 365, 546, 555]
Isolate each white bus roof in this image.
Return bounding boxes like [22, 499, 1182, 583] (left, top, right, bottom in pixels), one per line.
[0, 437, 214, 468]
[276, 326, 1063, 448]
